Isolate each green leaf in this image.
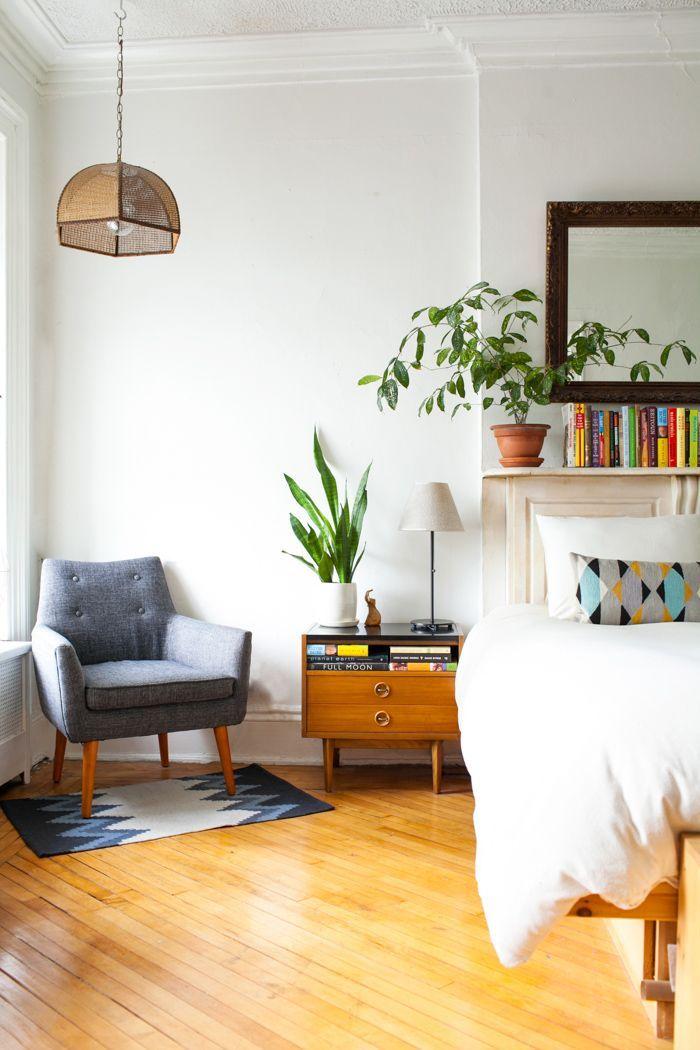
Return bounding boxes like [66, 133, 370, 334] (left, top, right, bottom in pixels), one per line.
[384, 379, 399, 409]
[482, 396, 494, 409]
[412, 307, 427, 320]
[512, 289, 541, 302]
[283, 473, 332, 539]
[394, 360, 410, 388]
[451, 327, 464, 352]
[660, 345, 670, 367]
[428, 306, 446, 325]
[282, 550, 317, 574]
[313, 428, 340, 526]
[358, 374, 381, 385]
[425, 396, 434, 415]
[634, 328, 650, 343]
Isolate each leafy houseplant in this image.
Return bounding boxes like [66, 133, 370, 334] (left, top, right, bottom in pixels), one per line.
[283, 430, 371, 626]
[359, 281, 695, 466]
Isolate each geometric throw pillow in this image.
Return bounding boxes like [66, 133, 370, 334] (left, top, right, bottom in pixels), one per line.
[572, 553, 700, 625]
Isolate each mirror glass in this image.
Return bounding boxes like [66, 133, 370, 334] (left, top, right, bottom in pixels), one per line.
[567, 226, 700, 382]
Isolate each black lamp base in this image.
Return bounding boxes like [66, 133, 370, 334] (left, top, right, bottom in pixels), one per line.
[410, 619, 455, 634]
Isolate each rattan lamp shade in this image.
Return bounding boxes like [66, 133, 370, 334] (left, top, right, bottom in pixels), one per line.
[57, 162, 180, 257]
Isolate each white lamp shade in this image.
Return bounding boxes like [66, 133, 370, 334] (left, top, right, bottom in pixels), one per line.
[399, 482, 463, 532]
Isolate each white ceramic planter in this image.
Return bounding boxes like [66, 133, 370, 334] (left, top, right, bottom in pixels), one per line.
[318, 582, 358, 627]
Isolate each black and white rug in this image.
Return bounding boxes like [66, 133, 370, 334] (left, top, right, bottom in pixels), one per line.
[0, 764, 333, 857]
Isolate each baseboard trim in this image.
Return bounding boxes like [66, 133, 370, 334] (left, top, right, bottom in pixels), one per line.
[62, 746, 467, 767]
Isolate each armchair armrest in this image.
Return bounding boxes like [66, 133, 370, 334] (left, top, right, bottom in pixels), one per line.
[164, 615, 252, 700]
[31, 624, 85, 740]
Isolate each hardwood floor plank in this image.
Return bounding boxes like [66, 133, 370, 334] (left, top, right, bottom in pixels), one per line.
[0, 761, 661, 1049]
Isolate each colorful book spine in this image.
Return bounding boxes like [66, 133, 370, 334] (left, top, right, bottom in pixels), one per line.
[690, 409, 699, 468]
[657, 408, 669, 468]
[390, 646, 451, 655]
[389, 662, 454, 672]
[613, 411, 620, 467]
[591, 410, 600, 467]
[565, 404, 576, 467]
[602, 411, 611, 467]
[621, 409, 630, 468]
[678, 407, 686, 467]
[648, 407, 658, 467]
[390, 652, 452, 662]
[584, 405, 592, 467]
[640, 408, 649, 467]
[337, 644, 369, 657]
[310, 661, 386, 671]
[307, 655, 388, 665]
[575, 403, 585, 467]
[668, 408, 677, 468]
[628, 406, 637, 468]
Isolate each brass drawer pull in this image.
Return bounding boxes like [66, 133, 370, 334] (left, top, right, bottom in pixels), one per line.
[375, 710, 391, 727]
[374, 682, 390, 698]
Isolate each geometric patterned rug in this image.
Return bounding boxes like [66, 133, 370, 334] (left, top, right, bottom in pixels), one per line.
[0, 763, 334, 857]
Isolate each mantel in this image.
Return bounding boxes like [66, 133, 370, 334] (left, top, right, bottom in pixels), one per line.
[482, 469, 700, 611]
[483, 468, 700, 478]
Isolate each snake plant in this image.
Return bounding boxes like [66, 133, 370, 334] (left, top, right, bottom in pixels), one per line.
[283, 430, 370, 583]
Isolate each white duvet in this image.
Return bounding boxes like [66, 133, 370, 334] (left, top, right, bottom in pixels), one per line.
[456, 604, 700, 967]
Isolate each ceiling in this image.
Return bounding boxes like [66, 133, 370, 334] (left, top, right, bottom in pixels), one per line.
[29, 0, 700, 43]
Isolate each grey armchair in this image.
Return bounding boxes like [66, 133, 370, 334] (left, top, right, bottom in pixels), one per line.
[32, 557, 252, 817]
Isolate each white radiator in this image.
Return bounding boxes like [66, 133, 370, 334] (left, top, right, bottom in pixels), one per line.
[0, 644, 31, 788]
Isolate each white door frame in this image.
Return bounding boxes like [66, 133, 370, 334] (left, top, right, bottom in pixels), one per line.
[0, 89, 30, 643]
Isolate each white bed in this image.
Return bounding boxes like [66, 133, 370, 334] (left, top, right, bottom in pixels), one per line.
[456, 602, 700, 966]
[459, 469, 700, 975]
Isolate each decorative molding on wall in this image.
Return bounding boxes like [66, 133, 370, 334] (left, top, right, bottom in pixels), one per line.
[0, 92, 32, 644]
[439, 10, 700, 70]
[1, 8, 699, 95]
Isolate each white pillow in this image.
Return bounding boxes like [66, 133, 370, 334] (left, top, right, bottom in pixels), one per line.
[536, 514, 700, 619]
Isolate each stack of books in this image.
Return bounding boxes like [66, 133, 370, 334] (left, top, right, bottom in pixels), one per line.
[306, 643, 388, 671]
[306, 643, 458, 671]
[389, 645, 457, 672]
[564, 403, 700, 468]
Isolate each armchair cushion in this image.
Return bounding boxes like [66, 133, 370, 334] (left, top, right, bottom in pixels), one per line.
[84, 660, 234, 712]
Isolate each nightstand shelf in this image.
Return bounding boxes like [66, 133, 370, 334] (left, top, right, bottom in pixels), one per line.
[301, 623, 464, 793]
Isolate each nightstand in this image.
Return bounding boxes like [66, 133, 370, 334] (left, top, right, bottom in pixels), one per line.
[301, 623, 464, 793]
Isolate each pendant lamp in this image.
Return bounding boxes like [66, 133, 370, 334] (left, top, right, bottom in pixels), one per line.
[57, 8, 180, 257]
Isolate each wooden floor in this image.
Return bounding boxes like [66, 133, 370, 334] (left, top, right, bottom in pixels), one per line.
[0, 759, 665, 1050]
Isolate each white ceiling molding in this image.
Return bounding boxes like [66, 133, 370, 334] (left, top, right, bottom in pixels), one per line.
[437, 10, 700, 69]
[0, 5, 698, 96]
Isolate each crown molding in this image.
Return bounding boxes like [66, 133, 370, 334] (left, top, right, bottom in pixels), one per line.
[434, 10, 700, 70]
[39, 25, 473, 97]
[0, 7, 699, 97]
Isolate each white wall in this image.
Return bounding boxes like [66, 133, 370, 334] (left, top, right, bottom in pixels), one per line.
[479, 62, 700, 470]
[39, 75, 481, 762]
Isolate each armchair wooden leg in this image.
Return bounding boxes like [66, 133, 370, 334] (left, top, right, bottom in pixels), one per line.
[81, 741, 99, 819]
[213, 726, 235, 796]
[53, 730, 67, 784]
[157, 733, 169, 768]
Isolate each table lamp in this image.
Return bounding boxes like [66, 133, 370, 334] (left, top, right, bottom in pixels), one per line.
[399, 481, 464, 633]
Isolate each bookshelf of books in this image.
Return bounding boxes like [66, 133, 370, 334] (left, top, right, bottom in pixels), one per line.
[564, 403, 700, 469]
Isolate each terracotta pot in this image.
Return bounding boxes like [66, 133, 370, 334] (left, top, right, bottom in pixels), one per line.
[491, 423, 550, 468]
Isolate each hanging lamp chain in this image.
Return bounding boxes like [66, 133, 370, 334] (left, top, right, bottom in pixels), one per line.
[115, 8, 126, 162]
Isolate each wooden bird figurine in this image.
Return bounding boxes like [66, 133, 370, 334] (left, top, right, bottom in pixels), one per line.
[364, 589, 381, 627]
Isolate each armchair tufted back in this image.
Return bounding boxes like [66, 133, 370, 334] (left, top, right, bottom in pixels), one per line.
[36, 557, 176, 665]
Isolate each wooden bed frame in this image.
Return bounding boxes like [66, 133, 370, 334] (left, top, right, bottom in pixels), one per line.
[482, 468, 700, 1046]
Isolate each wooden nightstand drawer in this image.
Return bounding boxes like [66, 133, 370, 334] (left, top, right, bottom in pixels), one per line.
[306, 702, 458, 738]
[306, 673, 455, 706]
